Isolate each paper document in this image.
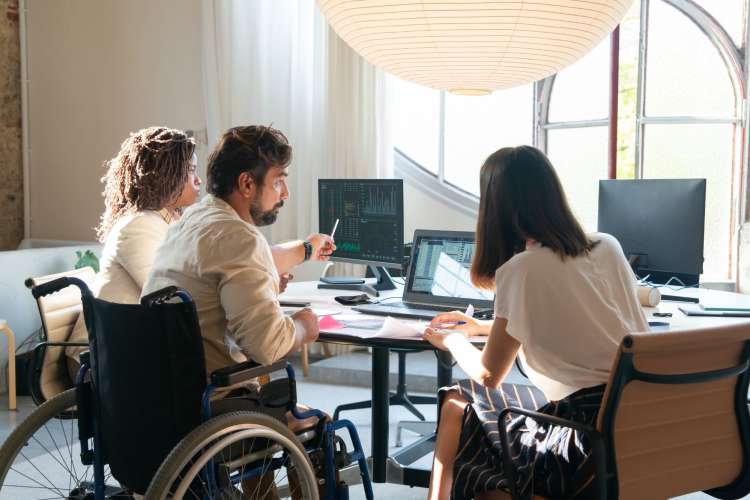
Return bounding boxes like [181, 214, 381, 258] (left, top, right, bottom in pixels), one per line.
[372, 316, 429, 339]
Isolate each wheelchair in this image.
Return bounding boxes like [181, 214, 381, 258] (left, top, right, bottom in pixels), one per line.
[0, 277, 373, 499]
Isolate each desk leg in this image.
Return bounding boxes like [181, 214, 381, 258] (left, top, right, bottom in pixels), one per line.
[371, 346, 389, 483]
[436, 350, 453, 389]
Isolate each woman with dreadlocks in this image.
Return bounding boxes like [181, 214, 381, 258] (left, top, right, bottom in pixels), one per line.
[65, 126, 202, 378]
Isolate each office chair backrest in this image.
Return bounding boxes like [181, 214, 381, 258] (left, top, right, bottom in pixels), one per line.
[26, 266, 96, 401]
[83, 289, 207, 494]
[598, 324, 750, 499]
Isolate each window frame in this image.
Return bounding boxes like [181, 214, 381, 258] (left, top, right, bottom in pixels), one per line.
[393, 0, 749, 277]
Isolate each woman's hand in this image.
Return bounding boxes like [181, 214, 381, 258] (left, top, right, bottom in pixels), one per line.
[429, 311, 484, 337]
[423, 327, 466, 351]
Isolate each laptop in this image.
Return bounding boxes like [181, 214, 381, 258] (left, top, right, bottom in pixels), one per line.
[353, 229, 494, 320]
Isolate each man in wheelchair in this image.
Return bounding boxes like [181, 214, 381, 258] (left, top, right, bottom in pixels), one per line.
[142, 124, 336, 439]
[0, 125, 370, 499]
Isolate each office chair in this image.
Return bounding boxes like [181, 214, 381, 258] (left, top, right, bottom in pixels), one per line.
[496, 323, 750, 499]
[25, 266, 96, 404]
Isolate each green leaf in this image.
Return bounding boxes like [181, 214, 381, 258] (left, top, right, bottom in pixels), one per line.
[74, 250, 100, 273]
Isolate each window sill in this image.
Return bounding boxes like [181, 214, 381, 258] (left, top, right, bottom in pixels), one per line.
[394, 150, 479, 218]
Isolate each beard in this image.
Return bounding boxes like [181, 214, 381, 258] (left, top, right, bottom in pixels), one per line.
[250, 198, 283, 226]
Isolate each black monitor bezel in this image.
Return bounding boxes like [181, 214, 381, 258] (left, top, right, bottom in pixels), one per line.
[597, 178, 706, 285]
[403, 229, 494, 309]
[318, 178, 404, 269]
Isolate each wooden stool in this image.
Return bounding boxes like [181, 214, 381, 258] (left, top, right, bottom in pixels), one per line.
[0, 320, 16, 410]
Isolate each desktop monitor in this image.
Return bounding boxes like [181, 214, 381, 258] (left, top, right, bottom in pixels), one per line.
[597, 179, 706, 286]
[318, 179, 404, 294]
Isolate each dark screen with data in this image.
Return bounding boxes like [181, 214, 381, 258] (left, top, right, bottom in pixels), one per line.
[318, 179, 404, 267]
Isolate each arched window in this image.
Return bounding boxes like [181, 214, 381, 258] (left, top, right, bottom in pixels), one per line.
[391, 0, 747, 281]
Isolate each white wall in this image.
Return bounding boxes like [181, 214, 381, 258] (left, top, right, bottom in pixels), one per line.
[26, 0, 206, 241]
[23, 0, 474, 245]
[403, 179, 476, 238]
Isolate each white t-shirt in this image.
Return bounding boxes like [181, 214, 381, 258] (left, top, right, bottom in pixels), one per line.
[494, 232, 649, 401]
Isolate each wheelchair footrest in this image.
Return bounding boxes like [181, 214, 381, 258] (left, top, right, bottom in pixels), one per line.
[323, 418, 374, 500]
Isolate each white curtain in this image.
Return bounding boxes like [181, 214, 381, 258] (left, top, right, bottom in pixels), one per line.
[201, 0, 392, 250]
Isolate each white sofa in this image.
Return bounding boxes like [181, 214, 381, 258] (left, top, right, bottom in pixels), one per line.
[0, 244, 101, 392]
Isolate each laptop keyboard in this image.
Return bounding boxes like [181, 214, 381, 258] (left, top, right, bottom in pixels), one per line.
[354, 302, 493, 320]
[389, 302, 457, 312]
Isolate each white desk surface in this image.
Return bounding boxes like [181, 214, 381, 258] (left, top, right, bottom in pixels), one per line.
[283, 280, 750, 334]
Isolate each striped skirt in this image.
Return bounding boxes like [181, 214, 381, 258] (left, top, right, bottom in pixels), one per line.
[440, 380, 605, 500]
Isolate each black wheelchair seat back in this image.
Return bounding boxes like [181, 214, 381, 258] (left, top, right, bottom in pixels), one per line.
[82, 290, 206, 494]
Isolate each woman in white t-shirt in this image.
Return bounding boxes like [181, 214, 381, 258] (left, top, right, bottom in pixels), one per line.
[65, 127, 202, 378]
[424, 146, 648, 500]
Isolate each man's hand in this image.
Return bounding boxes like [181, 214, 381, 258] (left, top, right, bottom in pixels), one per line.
[306, 233, 336, 261]
[291, 308, 320, 346]
[279, 272, 293, 293]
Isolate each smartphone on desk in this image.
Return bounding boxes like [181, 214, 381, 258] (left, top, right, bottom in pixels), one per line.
[279, 299, 311, 307]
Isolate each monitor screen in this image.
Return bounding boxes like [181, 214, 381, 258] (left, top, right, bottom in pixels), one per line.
[598, 179, 706, 285]
[318, 179, 404, 267]
[405, 230, 494, 304]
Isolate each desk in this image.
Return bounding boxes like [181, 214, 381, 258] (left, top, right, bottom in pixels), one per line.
[283, 281, 452, 485]
[283, 281, 750, 487]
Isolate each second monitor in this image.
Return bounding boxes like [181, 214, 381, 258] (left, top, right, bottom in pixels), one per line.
[318, 179, 404, 295]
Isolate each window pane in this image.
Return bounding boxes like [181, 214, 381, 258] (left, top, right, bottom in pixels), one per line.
[642, 124, 735, 279]
[646, 1, 737, 117]
[616, 0, 642, 179]
[548, 37, 611, 123]
[546, 127, 609, 232]
[390, 76, 440, 174]
[443, 84, 533, 195]
[693, 0, 745, 47]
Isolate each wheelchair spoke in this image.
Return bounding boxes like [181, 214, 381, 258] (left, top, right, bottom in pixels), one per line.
[8, 463, 66, 497]
[34, 426, 76, 479]
[60, 414, 80, 488]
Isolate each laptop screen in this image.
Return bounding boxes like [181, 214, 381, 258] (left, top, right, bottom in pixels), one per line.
[404, 230, 494, 308]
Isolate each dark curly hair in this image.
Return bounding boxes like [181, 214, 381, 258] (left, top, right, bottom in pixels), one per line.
[97, 127, 195, 242]
[207, 125, 292, 199]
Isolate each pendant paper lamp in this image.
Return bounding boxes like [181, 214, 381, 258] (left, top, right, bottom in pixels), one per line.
[317, 0, 633, 95]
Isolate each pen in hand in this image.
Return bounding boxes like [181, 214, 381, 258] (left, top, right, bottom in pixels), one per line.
[434, 321, 466, 327]
[330, 218, 339, 239]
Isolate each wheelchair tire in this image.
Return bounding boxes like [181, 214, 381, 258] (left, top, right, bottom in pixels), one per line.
[146, 411, 319, 500]
[0, 388, 128, 498]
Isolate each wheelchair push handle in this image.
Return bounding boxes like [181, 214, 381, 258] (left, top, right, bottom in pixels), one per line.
[29, 276, 92, 299]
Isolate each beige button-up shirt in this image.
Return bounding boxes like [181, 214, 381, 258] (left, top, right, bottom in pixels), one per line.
[142, 195, 296, 375]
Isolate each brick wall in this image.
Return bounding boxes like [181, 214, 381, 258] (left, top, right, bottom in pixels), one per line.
[0, 0, 23, 250]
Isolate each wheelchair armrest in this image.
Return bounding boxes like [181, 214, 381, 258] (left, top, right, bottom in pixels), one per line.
[210, 359, 288, 387]
[497, 406, 607, 500]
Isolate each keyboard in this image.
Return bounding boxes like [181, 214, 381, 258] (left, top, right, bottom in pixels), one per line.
[388, 302, 457, 312]
[353, 302, 492, 320]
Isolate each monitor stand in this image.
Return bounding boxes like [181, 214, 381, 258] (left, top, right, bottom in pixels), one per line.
[317, 265, 397, 297]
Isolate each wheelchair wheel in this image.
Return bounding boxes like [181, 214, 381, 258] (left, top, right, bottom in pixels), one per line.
[146, 411, 319, 500]
[0, 388, 129, 499]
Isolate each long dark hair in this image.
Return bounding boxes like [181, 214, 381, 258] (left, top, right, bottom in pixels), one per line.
[471, 145, 598, 289]
[97, 127, 195, 242]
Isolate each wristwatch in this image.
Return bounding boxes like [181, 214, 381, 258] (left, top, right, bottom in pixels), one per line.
[303, 240, 313, 261]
